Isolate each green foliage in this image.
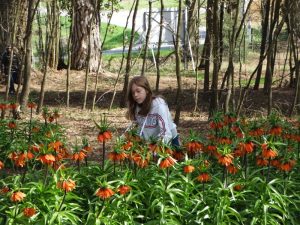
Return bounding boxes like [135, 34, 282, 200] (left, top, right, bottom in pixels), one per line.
[0, 108, 300, 224]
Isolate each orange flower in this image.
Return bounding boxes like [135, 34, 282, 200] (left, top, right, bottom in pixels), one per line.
[0, 160, 4, 169]
[218, 137, 232, 145]
[172, 150, 184, 161]
[269, 126, 282, 136]
[32, 127, 40, 133]
[218, 154, 233, 166]
[197, 173, 211, 183]
[57, 179, 76, 192]
[262, 148, 277, 159]
[27, 102, 36, 109]
[11, 191, 26, 202]
[279, 160, 296, 172]
[186, 141, 203, 153]
[8, 121, 16, 129]
[209, 121, 223, 129]
[118, 185, 131, 195]
[108, 151, 127, 162]
[249, 128, 264, 137]
[226, 164, 238, 174]
[242, 142, 254, 154]
[72, 151, 86, 161]
[23, 207, 36, 218]
[183, 165, 195, 174]
[159, 156, 176, 169]
[0, 103, 7, 110]
[206, 145, 217, 152]
[256, 156, 268, 167]
[270, 159, 281, 168]
[233, 184, 243, 191]
[95, 187, 115, 199]
[98, 131, 112, 143]
[38, 154, 56, 164]
[0, 186, 10, 194]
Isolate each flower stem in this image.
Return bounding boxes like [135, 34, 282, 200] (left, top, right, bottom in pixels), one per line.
[102, 141, 106, 170]
[266, 158, 271, 183]
[58, 190, 66, 212]
[43, 166, 49, 187]
[165, 167, 170, 191]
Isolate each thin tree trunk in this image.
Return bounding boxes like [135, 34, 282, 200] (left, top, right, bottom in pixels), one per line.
[82, 26, 92, 110]
[20, 0, 41, 109]
[66, 0, 75, 108]
[92, 0, 108, 111]
[141, 0, 152, 76]
[119, 0, 140, 108]
[174, 0, 183, 124]
[155, 0, 164, 92]
[193, 0, 201, 113]
[209, 0, 220, 116]
[254, 0, 271, 90]
[202, 1, 213, 93]
[109, 0, 136, 110]
[36, 0, 55, 114]
[263, 0, 280, 94]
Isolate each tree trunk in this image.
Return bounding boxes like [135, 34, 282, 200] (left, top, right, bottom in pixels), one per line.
[263, 0, 281, 94]
[155, 0, 164, 92]
[119, 0, 140, 108]
[202, 1, 213, 93]
[209, 0, 220, 116]
[141, 0, 152, 76]
[174, 0, 183, 125]
[48, 0, 60, 69]
[71, 0, 100, 71]
[254, 0, 271, 90]
[37, 0, 56, 114]
[109, 0, 136, 110]
[20, 0, 40, 109]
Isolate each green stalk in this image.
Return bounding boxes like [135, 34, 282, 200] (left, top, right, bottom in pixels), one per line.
[165, 167, 170, 191]
[266, 158, 271, 183]
[58, 190, 67, 212]
[43, 165, 49, 187]
[102, 141, 106, 170]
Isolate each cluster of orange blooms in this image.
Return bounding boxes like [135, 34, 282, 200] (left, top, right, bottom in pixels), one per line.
[10, 191, 26, 202]
[8, 151, 34, 167]
[57, 179, 76, 192]
[95, 185, 131, 200]
[0, 102, 18, 112]
[97, 130, 113, 143]
[23, 207, 37, 218]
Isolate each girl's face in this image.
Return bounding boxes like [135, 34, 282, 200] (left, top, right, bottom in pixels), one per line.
[131, 83, 148, 104]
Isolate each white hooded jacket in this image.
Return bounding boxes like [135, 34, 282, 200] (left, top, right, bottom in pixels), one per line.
[135, 97, 177, 143]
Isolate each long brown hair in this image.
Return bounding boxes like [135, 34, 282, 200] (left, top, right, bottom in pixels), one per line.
[126, 76, 153, 120]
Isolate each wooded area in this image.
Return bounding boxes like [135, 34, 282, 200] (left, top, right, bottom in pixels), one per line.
[0, 0, 299, 120]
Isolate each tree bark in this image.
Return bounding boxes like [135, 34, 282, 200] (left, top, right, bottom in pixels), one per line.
[141, 0, 152, 76]
[209, 0, 220, 116]
[254, 0, 271, 90]
[37, 0, 56, 114]
[155, 0, 164, 92]
[71, 0, 100, 71]
[174, 0, 183, 125]
[20, 0, 40, 109]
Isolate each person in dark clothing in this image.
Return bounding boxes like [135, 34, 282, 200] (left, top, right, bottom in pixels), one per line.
[1, 46, 20, 94]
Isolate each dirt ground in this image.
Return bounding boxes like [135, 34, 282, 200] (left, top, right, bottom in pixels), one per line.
[0, 68, 295, 154]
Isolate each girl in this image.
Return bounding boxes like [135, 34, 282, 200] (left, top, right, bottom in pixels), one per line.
[126, 76, 179, 146]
